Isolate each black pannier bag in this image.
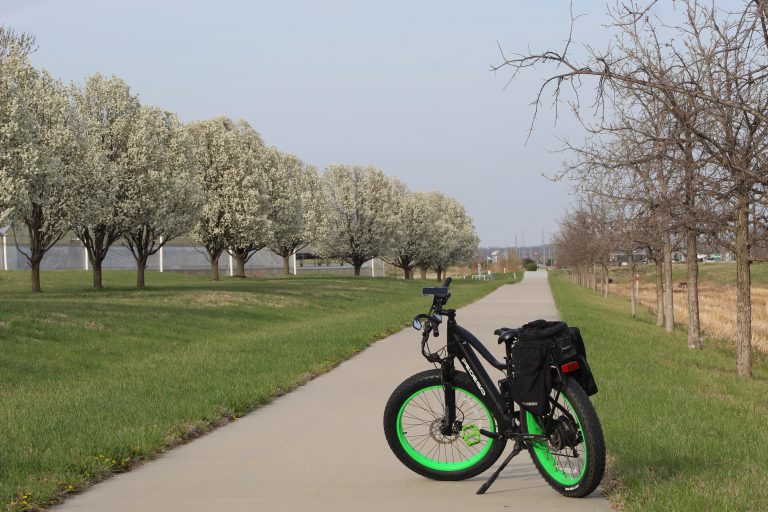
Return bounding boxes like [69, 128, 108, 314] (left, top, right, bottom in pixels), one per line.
[508, 320, 598, 416]
[509, 338, 551, 416]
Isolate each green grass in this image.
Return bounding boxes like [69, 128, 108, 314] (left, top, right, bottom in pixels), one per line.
[549, 272, 768, 511]
[0, 270, 521, 511]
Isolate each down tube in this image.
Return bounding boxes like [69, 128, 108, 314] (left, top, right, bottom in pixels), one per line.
[453, 338, 510, 429]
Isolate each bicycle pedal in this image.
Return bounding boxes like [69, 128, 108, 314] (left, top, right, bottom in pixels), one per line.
[461, 424, 482, 446]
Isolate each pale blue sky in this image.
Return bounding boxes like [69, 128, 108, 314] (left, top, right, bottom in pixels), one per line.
[2, 0, 617, 246]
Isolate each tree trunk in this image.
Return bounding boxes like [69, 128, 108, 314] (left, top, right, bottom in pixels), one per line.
[235, 256, 246, 278]
[93, 260, 103, 289]
[655, 258, 665, 327]
[210, 259, 220, 282]
[735, 191, 752, 377]
[629, 252, 636, 318]
[599, 267, 604, 295]
[663, 231, 674, 332]
[436, 267, 443, 281]
[354, 264, 362, 276]
[603, 265, 609, 299]
[683, 139, 700, 349]
[419, 265, 428, 279]
[136, 257, 147, 288]
[282, 254, 290, 275]
[403, 267, 412, 279]
[686, 229, 701, 349]
[204, 248, 222, 281]
[78, 224, 121, 290]
[31, 258, 41, 293]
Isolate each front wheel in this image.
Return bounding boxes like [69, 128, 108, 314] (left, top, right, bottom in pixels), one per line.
[523, 378, 605, 497]
[383, 369, 506, 480]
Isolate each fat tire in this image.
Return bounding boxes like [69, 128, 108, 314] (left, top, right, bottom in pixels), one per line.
[524, 378, 605, 497]
[383, 369, 507, 481]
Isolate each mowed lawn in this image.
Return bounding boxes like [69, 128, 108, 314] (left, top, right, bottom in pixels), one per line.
[0, 270, 518, 511]
[549, 273, 768, 511]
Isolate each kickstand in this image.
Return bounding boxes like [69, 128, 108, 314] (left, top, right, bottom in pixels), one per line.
[476, 441, 523, 495]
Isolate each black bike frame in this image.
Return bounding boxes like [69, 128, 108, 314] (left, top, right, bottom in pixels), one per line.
[440, 310, 516, 432]
[414, 282, 593, 495]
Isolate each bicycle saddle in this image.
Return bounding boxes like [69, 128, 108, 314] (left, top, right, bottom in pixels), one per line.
[494, 327, 520, 344]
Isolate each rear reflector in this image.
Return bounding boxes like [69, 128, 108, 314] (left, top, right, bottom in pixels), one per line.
[561, 361, 580, 373]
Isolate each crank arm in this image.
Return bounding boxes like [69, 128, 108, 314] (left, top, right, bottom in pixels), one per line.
[478, 428, 503, 439]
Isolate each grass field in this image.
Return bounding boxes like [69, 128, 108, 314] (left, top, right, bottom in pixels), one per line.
[549, 273, 768, 511]
[0, 270, 519, 512]
[610, 260, 768, 284]
[600, 262, 768, 352]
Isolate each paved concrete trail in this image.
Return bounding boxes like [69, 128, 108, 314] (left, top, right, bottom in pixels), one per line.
[56, 271, 612, 512]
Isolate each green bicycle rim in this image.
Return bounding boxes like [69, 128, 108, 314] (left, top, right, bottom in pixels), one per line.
[396, 385, 495, 471]
[526, 395, 587, 486]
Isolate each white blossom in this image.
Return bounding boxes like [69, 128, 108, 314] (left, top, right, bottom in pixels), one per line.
[0, 53, 96, 291]
[421, 191, 479, 277]
[385, 185, 443, 279]
[262, 147, 320, 273]
[185, 117, 274, 278]
[120, 105, 201, 286]
[315, 164, 397, 275]
[71, 73, 140, 287]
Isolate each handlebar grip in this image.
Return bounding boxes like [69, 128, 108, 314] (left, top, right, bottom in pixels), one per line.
[442, 277, 452, 288]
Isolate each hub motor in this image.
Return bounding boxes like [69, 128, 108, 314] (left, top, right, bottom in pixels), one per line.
[548, 416, 580, 450]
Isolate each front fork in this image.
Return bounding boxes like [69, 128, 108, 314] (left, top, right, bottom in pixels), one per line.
[440, 358, 458, 436]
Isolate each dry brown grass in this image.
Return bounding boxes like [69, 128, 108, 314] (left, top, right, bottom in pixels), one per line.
[109, 291, 300, 309]
[616, 282, 768, 352]
[177, 291, 299, 308]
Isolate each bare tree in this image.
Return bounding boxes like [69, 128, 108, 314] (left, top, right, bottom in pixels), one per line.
[497, 0, 768, 376]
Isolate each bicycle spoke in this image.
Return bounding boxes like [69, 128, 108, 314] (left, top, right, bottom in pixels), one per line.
[399, 386, 494, 468]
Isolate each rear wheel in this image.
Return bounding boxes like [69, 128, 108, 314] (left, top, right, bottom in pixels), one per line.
[523, 379, 605, 497]
[383, 369, 506, 480]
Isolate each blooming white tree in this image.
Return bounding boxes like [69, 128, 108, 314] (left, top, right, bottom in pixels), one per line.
[120, 106, 201, 288]
[186, 116, 253, 280]
[0, 28, 35, 229]
[421, 192, 479, 281]
[0, 54, 99, 292]
[263, 147, 320, 274]
[72, 74, 140, 288]
[0, 26, 34, 60]
[223, 121, 271, 278]
[315, 164, 397, 276]
[384, 184, 442, 279]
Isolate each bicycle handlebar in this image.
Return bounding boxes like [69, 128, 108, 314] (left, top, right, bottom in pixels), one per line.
[415, 277, 453, 357]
